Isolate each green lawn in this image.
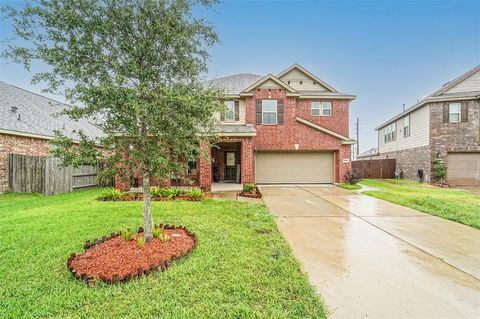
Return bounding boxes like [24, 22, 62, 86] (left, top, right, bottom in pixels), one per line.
[360, 179, 480, 229]
[0, 189, 325, 319]
[337, 183, 362, 190]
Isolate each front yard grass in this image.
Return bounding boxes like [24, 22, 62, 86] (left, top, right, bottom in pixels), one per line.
[0, 189, 326, 319]
[337, 183, 362, 190]
[360, 179, 480, 229]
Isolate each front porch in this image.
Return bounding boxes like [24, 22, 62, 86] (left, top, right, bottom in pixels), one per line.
[198, 137, 255, 191]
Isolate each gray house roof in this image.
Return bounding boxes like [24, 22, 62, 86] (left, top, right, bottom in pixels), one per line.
[204, 73, 263, 95]
[204, 64, 355, 100]
[0, 81, 103, 140]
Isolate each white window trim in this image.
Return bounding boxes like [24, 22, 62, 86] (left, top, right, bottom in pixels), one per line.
[384, 122, 397, 143]
[321, 101, 332, 116]
[262, 100, 277, 125]
[224, 101, 235, 122]
[449, 103, 461, 123]
[311, 101, 332, 117]
[311, 101, 321, 116]
[403, 115, 410, 137]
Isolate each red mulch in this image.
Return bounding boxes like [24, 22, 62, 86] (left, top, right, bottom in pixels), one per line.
[69, 229, 195, 282]
[98, 194, 212, 201]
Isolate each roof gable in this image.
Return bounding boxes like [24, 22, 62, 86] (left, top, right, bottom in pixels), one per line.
[432, 65, 480, 96]
[240, 74, 299, 95]
[277, 63, 337, 92]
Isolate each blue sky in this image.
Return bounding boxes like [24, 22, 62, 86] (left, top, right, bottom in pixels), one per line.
[1, 0, 479, 152]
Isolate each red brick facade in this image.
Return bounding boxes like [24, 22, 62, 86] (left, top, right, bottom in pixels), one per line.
[0, 134, 51, 192]
[244, 88, 351, 184]
[113, 88, 352, 191]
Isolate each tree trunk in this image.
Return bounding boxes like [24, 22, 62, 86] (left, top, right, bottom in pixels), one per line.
[143, 172, 153, 241]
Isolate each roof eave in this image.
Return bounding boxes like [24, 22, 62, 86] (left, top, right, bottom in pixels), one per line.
[298, 94, 356, 100]
[375, 94, 480, 130]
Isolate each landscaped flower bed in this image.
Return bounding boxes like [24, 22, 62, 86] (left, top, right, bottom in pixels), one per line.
[238, 183, 262, 198]
[97, 187, 209, 201]
[67, 225, 197, 284]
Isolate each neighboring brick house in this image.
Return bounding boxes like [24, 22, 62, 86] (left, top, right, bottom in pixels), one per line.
[372, 65, 480, 186]
[117, 64, 355, 191]
[0, 81, 103, 192]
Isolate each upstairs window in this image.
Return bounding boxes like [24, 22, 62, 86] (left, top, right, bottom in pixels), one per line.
[384, 122, 397, 143]
[262, 99, 277, 124]
[449, 103, 461, 123]
[224, 101, 235, 121]
[403, 116, 410, 137]
[311, 101, 332, 116]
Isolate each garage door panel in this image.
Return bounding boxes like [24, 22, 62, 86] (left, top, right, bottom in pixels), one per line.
[255, 152, 334, 184]
[447, 153, 480, 186]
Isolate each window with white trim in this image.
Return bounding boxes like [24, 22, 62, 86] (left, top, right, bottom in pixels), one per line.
[311, 101, 332, 116]
[224, 101, 235, 121]
[262, 99, 277, 124]
[384, 122, 397, 143]
[403, 115, 410, 137]
[449, 103, 461, 123]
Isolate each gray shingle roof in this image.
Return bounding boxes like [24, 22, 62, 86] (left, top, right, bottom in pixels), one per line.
[216, 124, 256, 134]
[0, 81, 103, 140]
[204, 73, 263, 95]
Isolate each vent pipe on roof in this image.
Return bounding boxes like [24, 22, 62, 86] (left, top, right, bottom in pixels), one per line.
[11, 106, 18, 112]
[403, 104, 405, 112]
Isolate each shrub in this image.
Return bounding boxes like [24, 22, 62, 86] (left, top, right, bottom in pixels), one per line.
[120, 228, 133, 241]
[137, 236, 145, 248]
[159, 187, 186, 198]
[98, 188, 126, 200]
[344, 169, 362, 185]
[243, 183, 257, 193]
[432, 156, 447, 183]
[187, 187, 203, 199]
[152, 225, 164, 239]
[150, 186, 162, 197]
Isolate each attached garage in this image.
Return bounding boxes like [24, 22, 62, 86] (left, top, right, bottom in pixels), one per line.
[447, 153, 480, 186]
[254, 151, 334, 184]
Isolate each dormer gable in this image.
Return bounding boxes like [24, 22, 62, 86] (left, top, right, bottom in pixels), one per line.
[239, 74, 300, 96]
[277, 63, 337, 92]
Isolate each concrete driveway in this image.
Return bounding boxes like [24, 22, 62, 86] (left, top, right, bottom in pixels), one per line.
[260, 185, 480, 319]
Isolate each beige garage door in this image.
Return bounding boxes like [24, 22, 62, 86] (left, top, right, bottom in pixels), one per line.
[255, 152, 334, 184]
[447, 153, 480, 186]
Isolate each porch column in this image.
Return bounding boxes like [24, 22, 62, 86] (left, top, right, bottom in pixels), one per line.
[241, 137, 255, 184]
[198, 142, 212, 191]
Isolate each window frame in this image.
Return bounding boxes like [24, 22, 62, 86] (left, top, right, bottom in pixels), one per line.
[448, 103, 461, 123]
[311, 101, 332, 116]
[261, 99, 278, 125]
[403, 115, 410, 137]
[224, 100, 235, 122]
[321, 101, 332, 116]
[383, 122, 397, 143]
[311, 101, 321, 116]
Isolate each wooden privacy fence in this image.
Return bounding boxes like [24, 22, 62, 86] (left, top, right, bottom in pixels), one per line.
[352, 159, 396, 179]
[8, 154, 105, 195]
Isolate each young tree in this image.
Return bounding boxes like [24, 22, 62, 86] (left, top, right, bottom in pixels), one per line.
[3, 0, 223, 241]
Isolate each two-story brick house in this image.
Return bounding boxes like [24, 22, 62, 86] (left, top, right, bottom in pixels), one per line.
[374, 65, 480, 186]
[193, 63, 356, 190]
[114, 64, 355, 191]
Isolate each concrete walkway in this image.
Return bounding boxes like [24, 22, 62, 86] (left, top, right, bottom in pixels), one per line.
[260, 185, 480, 319]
